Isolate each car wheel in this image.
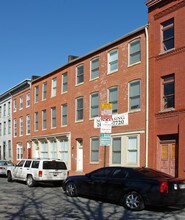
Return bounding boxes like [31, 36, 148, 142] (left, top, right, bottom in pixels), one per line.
[7, 172, 13, 182]
[122, 191, 145, 211]
[26, 175, 35, 187]
[65, 182, 78, 197]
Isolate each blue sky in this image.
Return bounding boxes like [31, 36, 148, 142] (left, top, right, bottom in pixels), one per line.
[0, 0, 148, 94]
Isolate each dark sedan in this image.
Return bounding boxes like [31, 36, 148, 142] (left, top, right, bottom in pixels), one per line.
[63, 166, 185, 211]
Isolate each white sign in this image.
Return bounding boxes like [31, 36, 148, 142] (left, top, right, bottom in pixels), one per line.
[100, 121, 112, 133]
[94, 112, 128, 128]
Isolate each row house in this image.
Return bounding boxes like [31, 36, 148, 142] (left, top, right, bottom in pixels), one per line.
[146, 0, 185, 177]
[0, 80, 31, 161]
[29, 26, 148, 174]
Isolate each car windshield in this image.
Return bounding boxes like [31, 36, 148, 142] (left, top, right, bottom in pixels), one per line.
[43, 161, 67, 170]
[0, 161, 6, 166]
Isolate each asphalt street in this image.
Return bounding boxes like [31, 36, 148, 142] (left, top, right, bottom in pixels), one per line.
[0, 177, 185, 220]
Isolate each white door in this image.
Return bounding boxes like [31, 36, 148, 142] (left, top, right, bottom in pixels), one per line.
[76, 144, 83, 171]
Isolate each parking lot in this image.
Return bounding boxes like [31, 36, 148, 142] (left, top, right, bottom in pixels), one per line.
[0, 177, 185, 220]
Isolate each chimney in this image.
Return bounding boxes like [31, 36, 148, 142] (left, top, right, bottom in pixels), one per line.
[68, 55, 79, 63]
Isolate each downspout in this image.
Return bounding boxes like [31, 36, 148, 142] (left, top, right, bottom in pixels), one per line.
[145, 25, 149, 167]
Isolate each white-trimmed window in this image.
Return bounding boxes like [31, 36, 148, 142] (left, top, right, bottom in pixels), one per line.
[42, 82, 47, 100]
[108, 49, 118, 73]
[127, 136, 138, 164]
[26, 115, 30, 135]
[129, 80, 141, 111]
[76, 97, 83, 121]
[50, 140, 57, 159]
[42, 110, 47, 130]
[17, 143, 23, 160]
[76, 64, 84, 85]
[40, 141, 48, 159]
[129, 38, 141, 65]
[3, 121, 6, 135]
[90, 92, 99, 118]
[3, 104, 6, 116]
[112, 137, 121, 164]
[51, 78, 57, 97]
[62, 73, 68, 93]
[20, 96, 23, 110]
[19, 117, 23, 136]
[34, 112, 38, 131]
[61, 104, 67, 126]
[51, 107, 56, 128]
[34, 86, 39, 103]
[26, 93, 30, 107]
[14, 119, 17, 137]
[90, 137, 99, 162]
[8, 101, 11, 115]
[108, 87, 118, 113]
[13, 99, 17, 112]
[59, 139, 69, 167]
[90, 58, 99, 80]
[8, 119, 11, 134]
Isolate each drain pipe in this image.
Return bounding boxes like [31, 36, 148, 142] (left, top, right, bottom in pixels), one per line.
[145, 25, 149, 167]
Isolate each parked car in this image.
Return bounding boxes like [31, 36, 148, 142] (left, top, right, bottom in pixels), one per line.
[0, 160, 14, 176]
[63, 166, 185, 211]
[7, 159, 68, 187]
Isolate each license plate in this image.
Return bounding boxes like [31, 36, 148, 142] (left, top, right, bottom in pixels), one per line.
[53, 172, 58, 176]
[179, 184, 185, 189]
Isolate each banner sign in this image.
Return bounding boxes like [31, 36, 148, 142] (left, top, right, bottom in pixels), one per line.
[94, 112, 128, 128]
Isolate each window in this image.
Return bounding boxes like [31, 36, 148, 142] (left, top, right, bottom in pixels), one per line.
[90, 92, 99, 118]
[162, 19, 174, 52]
[109, 87, 118, 113]
[8, 101, 11, 115]
[19, 117, 23, 136]
[8, 140, 11, 158]
[0, 123, 1, 136]
[90, 137, 99, 162]
[34, 86, 39, 103]
[41, 141, 48, 159]
[42, 110, 47, 130]
[50, 140, 57, 159]
[129, 38, 141, 65]
[3, 104, 6, 116]
[61, 104, 67, 126]
[108, 49, 118, 73]
[14, 119, 17, 137]
[51, 78, 57, 97]
[76, 65, 84, 85]
[8, 119, 11, 134]
[26, 93, 30, 107]
[13, 99, 17, 112]
[62, 73, 68, 93]
[0, 106, 1, 118]
[76, 97, 83, 121]
[127, 136, 138, 164]
[3, 121, 6, 135]
[112, 137, 121, 164]
[26, 115, 30, 135]
[162, 74, 175, 109]
[59, 139, 69, 166]
[17, 144, 23, 160]
[129, 80, 141, 111]
[42, 82, 47, 100]
[91, 58, 99, 80]
[34, 112, 38, 131]
[20, 96, 23, 109]
[51, 107, 56, 128]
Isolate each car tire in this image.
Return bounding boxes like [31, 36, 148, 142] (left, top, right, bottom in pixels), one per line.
[65, 182, 78, 197]
[26, 175, 35, 187]
[7, 172, 13, 182]
[122, 191, 145, 211]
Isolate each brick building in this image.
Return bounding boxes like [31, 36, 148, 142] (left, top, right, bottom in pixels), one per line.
[146, 0, 185, 177]
[30, 26, 148, 174]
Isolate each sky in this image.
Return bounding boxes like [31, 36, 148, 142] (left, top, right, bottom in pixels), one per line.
[0, 0, 148, 95]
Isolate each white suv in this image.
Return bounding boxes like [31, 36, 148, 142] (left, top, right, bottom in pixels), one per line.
[7, 159, 68, 187]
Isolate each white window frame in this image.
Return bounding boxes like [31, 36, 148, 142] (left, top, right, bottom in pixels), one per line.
[13, 99, 17, 112]
[51, 78, 57, 97]
[42, 82, 47, 100]
[61, 104, 67, 126]
[90, 137, 99, 163]
[17, 143, 23, 160]
[62, 72, 68, 93]
[26, 115, 30, 135]
[90, 92, 99, 118]
[14, 119, 17, 137]
[75, 97, 83, 121]
[42, 110, 47, 130]
[26, 93, 30, 107]
[76, 64, 84, 85]
[51, 107, 56, 128]
[108, 86, 118, 114]
[108, 49, 118, 74]
[90, 57, 99, 80]
[19, 117, 23, 136]
[34, 86, 39, 103]
[19, 96, 23, 110]
[34, 112, 38, 131]
[129, 38, 141, 66]
[129, 80, 141, 112]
